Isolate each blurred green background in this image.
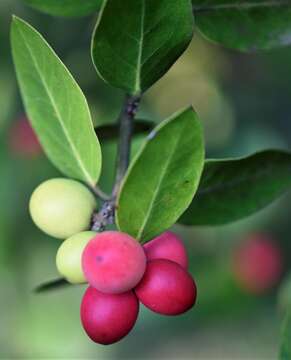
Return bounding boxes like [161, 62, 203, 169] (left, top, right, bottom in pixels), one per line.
[1, 1, 291, 358]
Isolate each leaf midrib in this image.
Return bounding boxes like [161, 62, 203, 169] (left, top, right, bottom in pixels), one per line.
[193, 0, 291, 12]
[16, 22, 95, 185]
[137, 120, 187, 240]
[134, 0, 145, 93]
[198, 161, 291, 196]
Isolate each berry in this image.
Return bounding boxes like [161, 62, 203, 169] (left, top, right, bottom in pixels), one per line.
[82, 231, 146, 294]
[135, 259, 197, 315]
[233, 233, 283, 294]
[29, 178, 96, 239]
[9, 116, 42, 157]
[144, 231, 188, 269]
[56, 231, 96, 284]
[81, 286, 139, 345]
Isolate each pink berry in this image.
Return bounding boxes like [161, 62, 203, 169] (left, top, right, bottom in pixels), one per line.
[233, 233, 283, 294]
[135, 259, 197, 315]
[82, 231, 146, 294]
[9, 116, 42, 157]
[81, 286, 139, 345]
[144, 231, 188, 269]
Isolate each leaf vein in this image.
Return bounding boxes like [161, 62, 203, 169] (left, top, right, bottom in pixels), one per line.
[136, 120, 187, 239]
[17, 24, 95, 185]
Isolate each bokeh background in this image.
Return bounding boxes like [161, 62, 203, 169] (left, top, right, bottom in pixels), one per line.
[1, 1, 291, 358]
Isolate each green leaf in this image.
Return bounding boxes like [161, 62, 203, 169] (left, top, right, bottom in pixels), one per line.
[116, 107, 204, 243]
[22, 0, 102, 17]
[95, 119, 154, 142]
[179, 150, 291, 226]
[92, 0, 193, 94]
[193, 1, 291, 51]
[34, 278, 71, 293]
[11, 17, 101, 186]
[280, 312, 291, 360]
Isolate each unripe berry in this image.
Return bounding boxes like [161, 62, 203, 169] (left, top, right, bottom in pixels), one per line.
[29, 178, 96, 239]
[144, 231, 188, 269]
[135, 259, 197, 315]
[81, 286, 139, 345]
[56, 231, 96, 284]
[233, 233, 283, 294]
[82, 231, 146, 294]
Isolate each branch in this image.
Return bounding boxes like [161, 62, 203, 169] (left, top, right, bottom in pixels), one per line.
[94, 120, 154, 141]
[112, 94, 141, 197]
[90, 94, 141, 232]
[91, 200, 115, 232]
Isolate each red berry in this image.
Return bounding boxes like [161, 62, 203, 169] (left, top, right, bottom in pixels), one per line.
[82, 231, 146, 294]
[233, 233, 283, 294]
[135, 259, 197, 315]
[9, 116, 41, 157]
[81, 286, 139, 345]
[144, 231, 188, 269]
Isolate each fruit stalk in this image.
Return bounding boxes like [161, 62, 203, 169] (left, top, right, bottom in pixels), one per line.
[89, 185, 111, 201]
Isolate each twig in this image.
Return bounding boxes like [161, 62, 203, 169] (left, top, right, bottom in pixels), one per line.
[112, 94, 141, 197]
[90, 200, 115, 232]
[90, 94, 141, 232]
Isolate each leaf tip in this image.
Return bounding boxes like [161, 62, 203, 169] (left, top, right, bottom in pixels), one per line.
[11, 14, 22, 25]
[10, 15, 21, 44]
[10, 15, 27, 37]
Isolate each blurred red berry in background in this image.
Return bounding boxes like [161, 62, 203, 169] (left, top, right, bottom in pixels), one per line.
[232, 233, 283, 295]
[9, 115, 42, 157]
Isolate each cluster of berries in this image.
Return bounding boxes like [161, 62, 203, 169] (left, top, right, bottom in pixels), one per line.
[81, 230, 197, 344]
[29, 178, 197, 345]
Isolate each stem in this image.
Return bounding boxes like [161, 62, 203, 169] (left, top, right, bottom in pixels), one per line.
[112, 94, 141, 197]
[91, 200, 115, 232]
[89, 185, 110, 201]
[90, 94, 141, 232]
